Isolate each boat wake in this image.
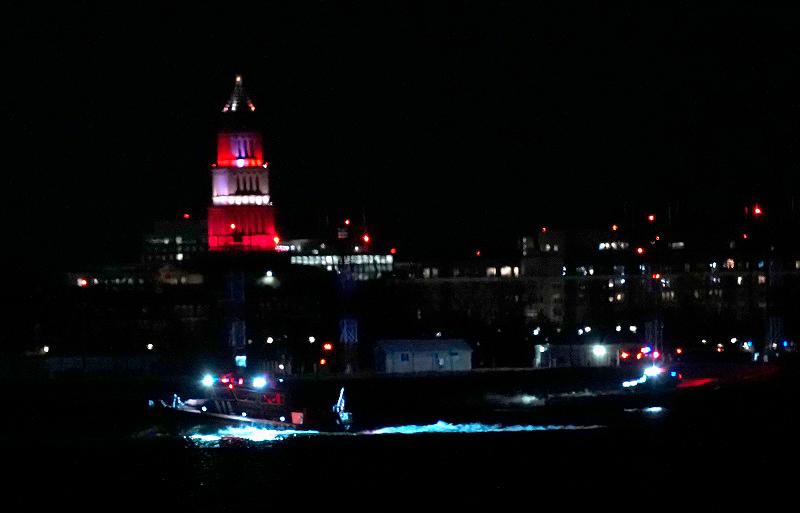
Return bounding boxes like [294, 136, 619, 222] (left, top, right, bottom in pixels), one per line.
[187, 421, 603, 445]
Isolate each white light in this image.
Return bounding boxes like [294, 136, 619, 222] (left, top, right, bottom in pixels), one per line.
[201, 406, 207, 412]
[308, 336, 316, 343]
[592, 345, 607, 357]
[701, 339, 707, 344]
[584, 326, 591, 333]
[242, 412, 247, 417]
[266, 271, 273, 277]
[730, 337, 738, 344]
[42, 345, 50, 353]
[615, 325, 622, 332]
[252, 376, 268, 389]
[644, 366, 664, 377]
[267, 337, 274, 344]
[533, 327, 541, 336]
[629, 325, 637, 333]
[578, 329, 584, 335]
[643, 406, 664, 414]
[201, 374, 215, 387]
[236, 158, 245, 168]
[176, 253, 183, 261]
[146, 343, 154, 351]
[279, 416, 286, 422]
[278, 364, 285, 370]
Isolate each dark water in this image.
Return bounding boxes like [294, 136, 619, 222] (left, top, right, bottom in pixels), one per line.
[4, 365, 799, 509]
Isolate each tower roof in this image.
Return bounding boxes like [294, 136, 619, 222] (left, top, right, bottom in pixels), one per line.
[222, 75, 256, 113]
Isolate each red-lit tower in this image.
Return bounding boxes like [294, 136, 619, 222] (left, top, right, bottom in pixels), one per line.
[208, 75, 279, 251]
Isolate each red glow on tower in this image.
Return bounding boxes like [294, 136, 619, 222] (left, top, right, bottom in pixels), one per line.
[344, 219, 351, 226]
[390, 247, 397, 255]
[636, 247, 645, 255]
[183, 213, 191, 219]
[647, 214, 655, 222]
[362, 234, 370, 243]
[208, 75, 279, 252]
[753, 204, 763, 216]
[323, 342, 333, 351]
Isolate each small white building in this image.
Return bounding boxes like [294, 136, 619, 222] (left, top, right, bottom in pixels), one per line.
[375, 339, 473, 374]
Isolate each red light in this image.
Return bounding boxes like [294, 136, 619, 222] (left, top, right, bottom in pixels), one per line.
[273, 236, 281, 245]
[390, 247, 397, 255]
[323, 342, 333, 351]
[652, 351, 660, 359]
[676, 347, 683, 355]
[541, 227, 548, 234]
[238, 378, 243, 385]
[620, 351, 630, 359]
[319, 358, 327, 366]
[344, 219, 351, 226]
[475, 250, 481, 257]
[362, 234, 370, 243]
[230, 223, 237, 230]
[636, 352, 643, 360]
[78, 278, 88, 287]
[647, 214, 655, 222]
[655, 235, 660, 241]
[612, 224, 618, 231]
[742, 233, 749, 239]
[753, 205, 763, 216]
[652, 273, 661, 280]
[183, 213, 190, 219]
[636, 247, 645, 255]
[227, 384, 234, 390]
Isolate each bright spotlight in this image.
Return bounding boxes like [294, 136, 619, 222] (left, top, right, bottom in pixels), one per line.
[252, 376, 268, 389]
[644, 366, 664, 377]
[201, 374, 215, 387]
[592, 345, 607, 357]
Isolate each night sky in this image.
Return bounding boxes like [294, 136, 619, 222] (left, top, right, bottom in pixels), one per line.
[6, 3, 800, 268]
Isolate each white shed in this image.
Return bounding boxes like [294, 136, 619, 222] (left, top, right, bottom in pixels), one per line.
[375, 339, 473, 374]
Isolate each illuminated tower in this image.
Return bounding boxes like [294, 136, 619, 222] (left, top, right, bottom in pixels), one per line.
[208, 75, 279, 251]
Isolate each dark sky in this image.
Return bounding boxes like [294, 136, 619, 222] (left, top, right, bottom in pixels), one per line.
[6, 3, 800, 267]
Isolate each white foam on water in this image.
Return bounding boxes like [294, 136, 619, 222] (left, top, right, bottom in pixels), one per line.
[364, 421, 603, 435]
[187, 421, 603, 445]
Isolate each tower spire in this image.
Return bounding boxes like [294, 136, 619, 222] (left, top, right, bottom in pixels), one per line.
[222, 74, 256, 113]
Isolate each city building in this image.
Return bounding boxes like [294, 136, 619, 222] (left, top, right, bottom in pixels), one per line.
[208, 75, 279, 251]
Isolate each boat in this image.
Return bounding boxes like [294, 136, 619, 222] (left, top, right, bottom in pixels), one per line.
[154, 370, 353, 432]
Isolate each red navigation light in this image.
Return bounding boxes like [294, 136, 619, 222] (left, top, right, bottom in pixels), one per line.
[652, 273, 661, 280]
[273, 236, 281, 245]
[183, 213, 190, 219]
[344, 219, 351, 226]
[647, 214, 655, 222]
[753, 205, 763, 216]
[319, 358, 327, 366]
[362, 234, 370, 243]
[612, 224, 619, 231]
[636, 352, 643, 360]
[655, 235, 660, 241]
[742, 233, 749, 240]
[78, 278, 88, 287]
[541, 227, 548, 234]
[322, 342, 333, 351]
[636, 247, 645, 255]
[620, 351, 630, 359]
[390, 247, 397, 255]
[230, 223, 237, 231]
[227, 383, 234, 390]
[475, 250, 481, 257]
[676, 347, 683, 355]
